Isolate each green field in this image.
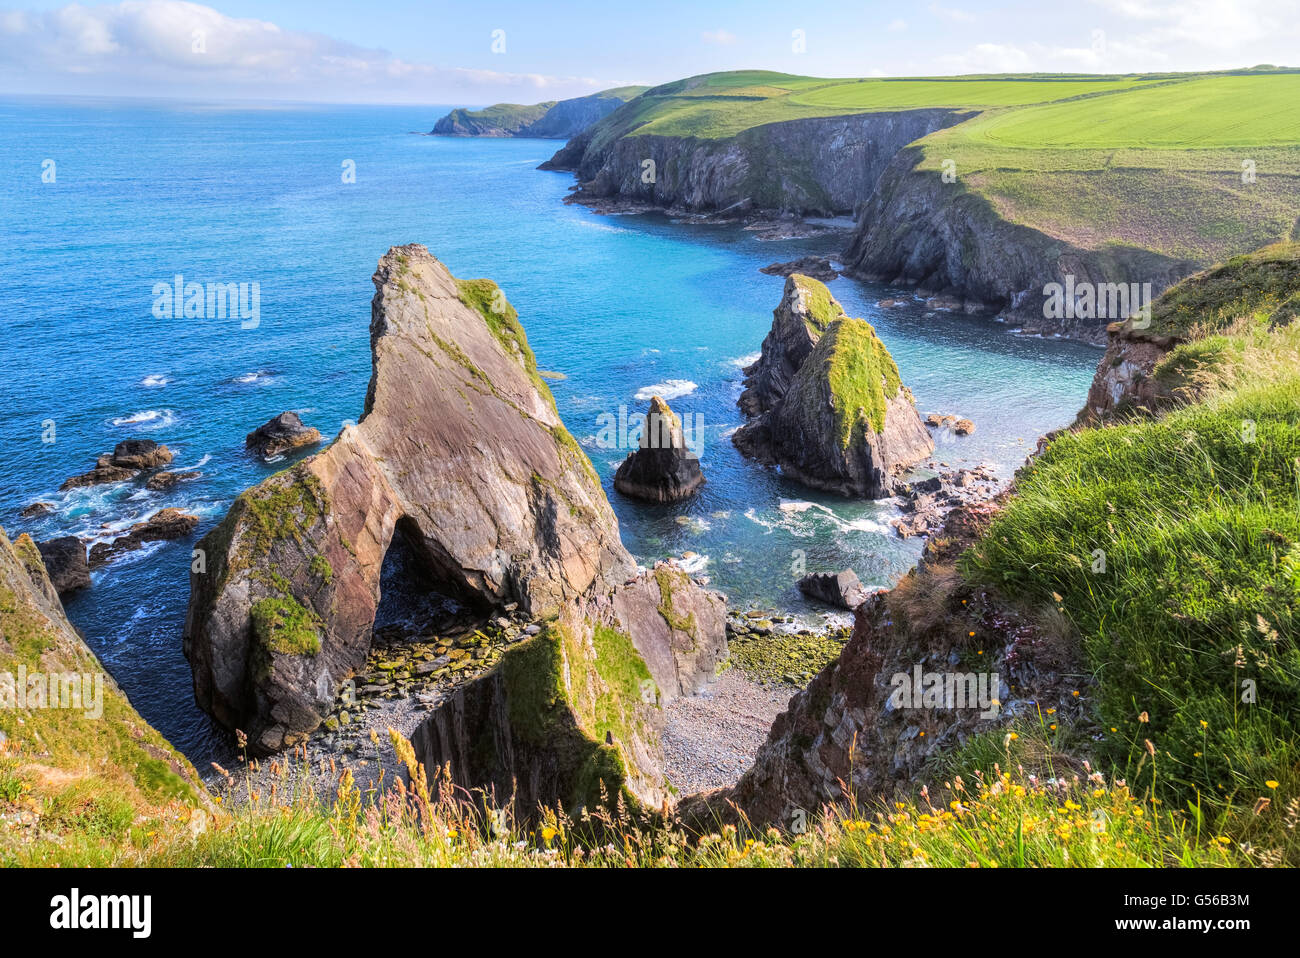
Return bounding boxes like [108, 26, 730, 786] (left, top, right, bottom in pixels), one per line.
[579, 68, 1300, 263]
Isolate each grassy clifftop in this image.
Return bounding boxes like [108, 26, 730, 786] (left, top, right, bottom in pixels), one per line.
[576, 68, 1300, 268]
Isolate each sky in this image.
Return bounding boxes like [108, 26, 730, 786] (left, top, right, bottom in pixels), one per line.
[0, 0, 1296, 105]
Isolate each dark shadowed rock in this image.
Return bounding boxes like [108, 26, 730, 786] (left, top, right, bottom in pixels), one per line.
[185, 245, 718, 754]
[35, 536, 90, 595]
[734, 275, 933, 498]
[797, 569, 871, 609]
[20, 502, 54, 519]
[613, 396, 704, 502]
[88, 508, 199, 569]
[245, 412, 322, 460]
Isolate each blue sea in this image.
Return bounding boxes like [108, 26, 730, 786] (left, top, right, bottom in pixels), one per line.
[0, 97, 1100, 762]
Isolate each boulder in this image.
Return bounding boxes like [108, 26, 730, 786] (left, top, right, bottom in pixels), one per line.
[613, 396, 704, 502]
[60, 440, 173, 490]
[797, 569, 871, 609]
[146, 470, 201, 491]
[183, 245, 655, 754]
[88, 508, 199, 568]
[925, 413, 976, 435]
[245, 412, 322, 460]
[34, 536, 90, 595]
[20, 502, 54, 519]
[734, 276, 933, 498]
[110, 439, 173, 470]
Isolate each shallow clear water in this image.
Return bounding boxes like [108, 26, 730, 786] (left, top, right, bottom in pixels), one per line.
[0, 97, 1101, 761]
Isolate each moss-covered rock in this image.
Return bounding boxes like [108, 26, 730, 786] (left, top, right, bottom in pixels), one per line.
[735, 277, 932, 497]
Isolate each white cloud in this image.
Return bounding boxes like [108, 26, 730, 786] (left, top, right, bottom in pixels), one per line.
[0, 1, 610, 102]
[700, 29, 738, 46]
[928, 4, 977, 24]
[887, 19, 908, 33]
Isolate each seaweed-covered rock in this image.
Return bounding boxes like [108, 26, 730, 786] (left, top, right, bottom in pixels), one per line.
[183, 245, 640, 753]
[734, 276, 932, 498]
[245, 411, 322, 460]
[613, 396, 704, 502]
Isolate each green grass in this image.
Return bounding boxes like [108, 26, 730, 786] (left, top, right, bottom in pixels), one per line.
[250, 595, 323, 657]
[794, 316, 903, 443]
[6, 727, 1257, 867]
[579, 68, 1300, 266]
[964, 373, 1300, 809]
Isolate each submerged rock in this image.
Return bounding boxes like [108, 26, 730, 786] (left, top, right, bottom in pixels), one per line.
[88, 508, 199, 568]
[183, 245, 651, 753]
[613, 396, 704, 502]
[245, 411, 322, 460]
[734, 275, 933, 498]
[35, 536, 90, 595]
[797, 569, 871, 609]
[60, 440, 174, 490]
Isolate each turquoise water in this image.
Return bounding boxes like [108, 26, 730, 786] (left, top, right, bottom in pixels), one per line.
[0, 97, 1100, 760]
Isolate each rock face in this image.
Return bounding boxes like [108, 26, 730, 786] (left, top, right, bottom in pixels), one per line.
[88, 508, 199, 569]
[35, 536, 90, 595]
[245, 411, 322, 460]
[546, 108, 969, 217]
[612, 396, 704, 502]
[734, 276, 933, 498]
[411, 563, 728, 817]
[61, 439, 174, 490]
[683, 497, 1084, 828]
[738, 274, 842, 418]
[184, 245, 651, 753]
[840, 147, 1199, 344]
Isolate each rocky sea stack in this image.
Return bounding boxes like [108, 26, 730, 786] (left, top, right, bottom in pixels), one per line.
[245, 411, 321, 460]
[734, 275, 933, 498]
[612, 395, 704, 502]
[183, 245, 726, 759]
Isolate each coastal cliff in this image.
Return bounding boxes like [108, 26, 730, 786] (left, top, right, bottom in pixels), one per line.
[433, 87, 645, 139]
[545, 108, 968, 216]
[0, 526, 208, 842]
